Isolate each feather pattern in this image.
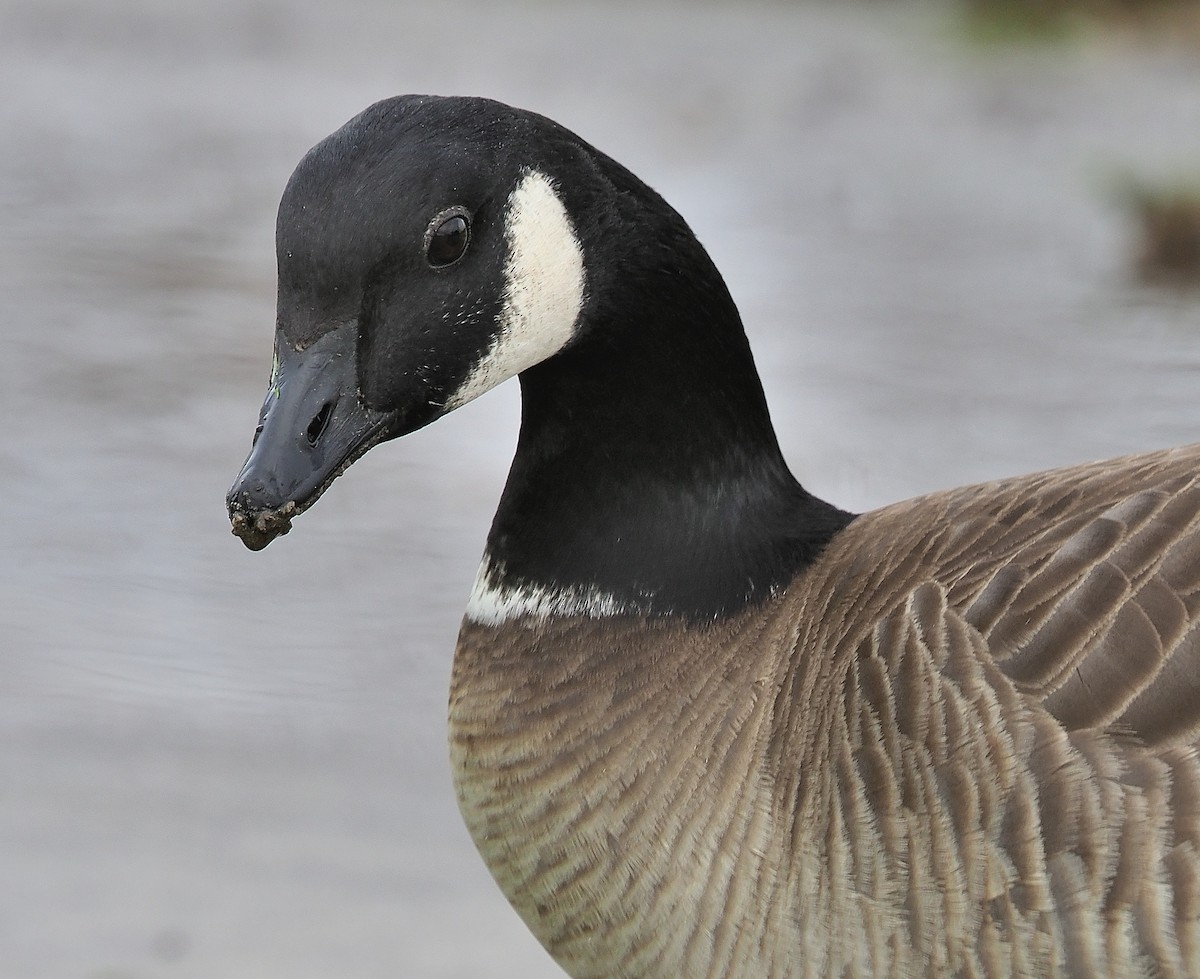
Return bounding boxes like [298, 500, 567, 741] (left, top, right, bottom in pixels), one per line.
[450, 444, 1200, 978]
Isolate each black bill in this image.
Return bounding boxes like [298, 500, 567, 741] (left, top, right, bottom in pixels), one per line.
[226, 324, 395, 550]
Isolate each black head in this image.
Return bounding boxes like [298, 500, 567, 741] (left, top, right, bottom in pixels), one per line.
[275, 96, 595, 413]
[227, 95, 606, 547]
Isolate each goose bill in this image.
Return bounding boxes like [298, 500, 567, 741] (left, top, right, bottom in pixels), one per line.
[225, 324, 395, 550]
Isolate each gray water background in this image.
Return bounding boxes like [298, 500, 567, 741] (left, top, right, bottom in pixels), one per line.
[2, 0, 1199, 976]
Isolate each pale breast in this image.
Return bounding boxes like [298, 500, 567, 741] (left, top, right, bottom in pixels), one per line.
[449, 609, 811, 978]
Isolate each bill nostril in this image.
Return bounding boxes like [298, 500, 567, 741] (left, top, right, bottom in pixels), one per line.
[306, 401, 334, 446]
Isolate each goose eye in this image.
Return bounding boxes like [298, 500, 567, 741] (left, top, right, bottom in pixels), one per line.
[426, 212, 470, 268]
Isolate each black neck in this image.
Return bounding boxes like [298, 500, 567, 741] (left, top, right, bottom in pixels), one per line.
[484, 206, 854, 621]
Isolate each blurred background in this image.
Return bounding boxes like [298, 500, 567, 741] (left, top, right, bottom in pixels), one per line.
[2, 0, 1199, 976]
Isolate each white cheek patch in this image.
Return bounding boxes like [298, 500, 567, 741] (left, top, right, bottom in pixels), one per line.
[445, 170, 585, 410]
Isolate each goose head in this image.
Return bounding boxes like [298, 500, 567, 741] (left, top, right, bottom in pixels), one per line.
[227, 95, 597, 549]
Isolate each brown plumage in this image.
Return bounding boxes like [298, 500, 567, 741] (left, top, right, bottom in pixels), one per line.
[450, 445, 1200, 978]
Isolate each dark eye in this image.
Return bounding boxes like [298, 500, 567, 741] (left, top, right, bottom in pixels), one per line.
[426, 211, 471, 268]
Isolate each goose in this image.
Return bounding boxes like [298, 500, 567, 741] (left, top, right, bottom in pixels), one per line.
[226, 94, 1200, 978]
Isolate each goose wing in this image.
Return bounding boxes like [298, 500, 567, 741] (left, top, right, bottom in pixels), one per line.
[937, 444, 1200, 745]
[771, 446, 1200, 975]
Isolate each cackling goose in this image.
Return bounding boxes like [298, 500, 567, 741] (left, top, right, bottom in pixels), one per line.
[227, 95, 1200, 978]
